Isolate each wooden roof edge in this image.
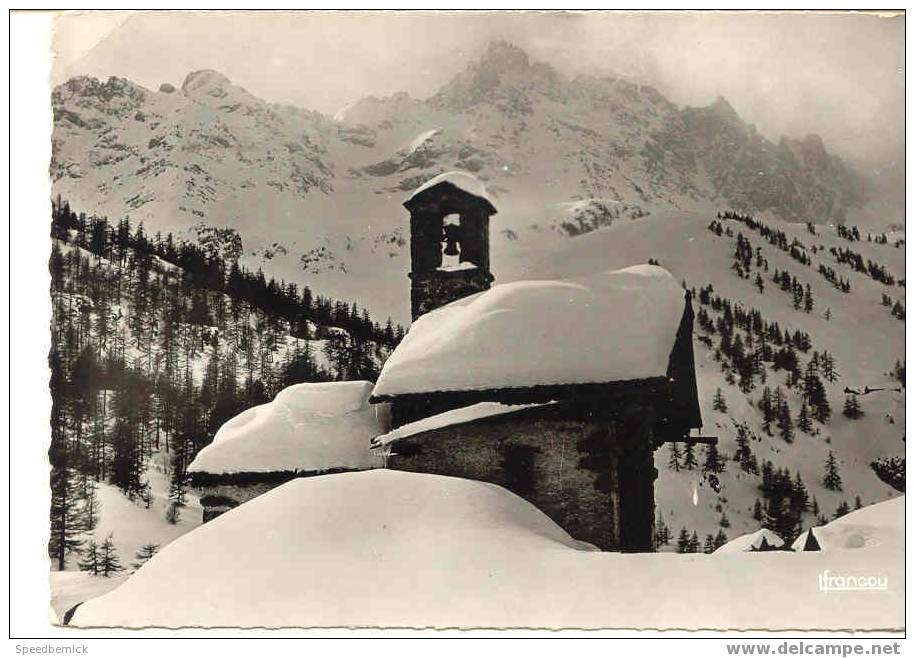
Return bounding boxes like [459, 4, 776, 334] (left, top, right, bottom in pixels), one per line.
[368, 376, 672, 405]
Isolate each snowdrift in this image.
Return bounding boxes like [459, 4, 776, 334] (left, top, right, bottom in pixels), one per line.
[373, 265, 686, 397]
[188, 381, 388, 475]
[715, 528, 786, 553]
[71, 472, 903, 629]
[792, 495, 905, 551]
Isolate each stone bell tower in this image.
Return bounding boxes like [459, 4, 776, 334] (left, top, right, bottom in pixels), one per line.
[404, 174, 497, 321]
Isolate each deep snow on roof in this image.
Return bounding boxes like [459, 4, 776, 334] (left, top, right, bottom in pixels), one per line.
[371, 401, 555, 447]
[70, 472, 903, 629]
[373, 265, 686, 398]
[405, 171, 493, 205]
[187, 381, 388, 475]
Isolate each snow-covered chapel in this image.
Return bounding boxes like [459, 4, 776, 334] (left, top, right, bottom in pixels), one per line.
[369, 172, 704, 551]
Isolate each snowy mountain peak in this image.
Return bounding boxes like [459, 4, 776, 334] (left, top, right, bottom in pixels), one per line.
[477, 39, 532, 73]
[50, 40, 877, 322]
[53, 75, 147, 109]
[433, 40, 564, 112]
[709, 95, 739, 120]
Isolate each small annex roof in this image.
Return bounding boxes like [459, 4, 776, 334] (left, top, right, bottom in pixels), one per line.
[371, 401, 556, 448]
[188, 381, 389, 476]
[372, 265, 688, 400]
[404, 171, 497, 213]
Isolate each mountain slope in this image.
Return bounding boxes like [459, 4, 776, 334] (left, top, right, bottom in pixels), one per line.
[51, 41, 873, 322]
[48, 202, 401, 583]
[508, 209, 904, 546]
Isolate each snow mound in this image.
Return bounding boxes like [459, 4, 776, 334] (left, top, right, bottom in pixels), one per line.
[715, 528, 785, 553]
[405, 171, 493, 205]
[71, 470, 591, 628]
[372, 401, 555, 447]
[792, 496, 904, 551]
[70, 470, 903, 630]
[188, 381, 388, 475]
[373, 265, 686, 398]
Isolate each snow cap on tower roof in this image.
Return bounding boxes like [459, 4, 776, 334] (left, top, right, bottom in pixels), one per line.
[405, 171, 496, 212]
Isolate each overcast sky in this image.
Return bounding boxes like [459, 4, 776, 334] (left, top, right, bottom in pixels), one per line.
[53, 10, 903, 193]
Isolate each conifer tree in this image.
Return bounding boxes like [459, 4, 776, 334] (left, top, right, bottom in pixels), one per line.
[712, 388, 728, 412]
[776, 394, 794, 443]
[842, 394, 863, 419]
[703, 534, 716, 554]
[753, 498, 764, 522]
[764, 496, 801, 543]
[654, 510, 671, 547]
[703, 444, 725, 474]
[759, 387, 775, 435]
[667, 443, 682, 472]
[803, 365, 831, 423]
[49, 349, 85, 571]
[688, 531, 701, 553]
[733, 423, 757, 474]
[82, 477, 99, 532]
[797, 400, 813, 433]
[792, 472, 809, 512]
[714, 529, 728, 550]
[165, 501, 181, 525]
[833, 501, 851, 519]
[683, 442, 698, 470]
[676, 528, 691, 553]
[132, 543, 160, 571]
[98, 534, 123, 577]
[820, 351, 839, 382]
[78, 540, 101, 575]
[823, 451, 843, 491]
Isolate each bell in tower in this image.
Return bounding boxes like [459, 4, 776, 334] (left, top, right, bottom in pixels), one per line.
[403, 172, 497, 321]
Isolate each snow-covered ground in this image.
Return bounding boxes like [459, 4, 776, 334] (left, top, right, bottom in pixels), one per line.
[77, 450, 203, 569]
[791, 496, 904, 551]
[49, 450, 203, 624]
[70, 470, 903, 629]
[49, 571, 128, 624]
